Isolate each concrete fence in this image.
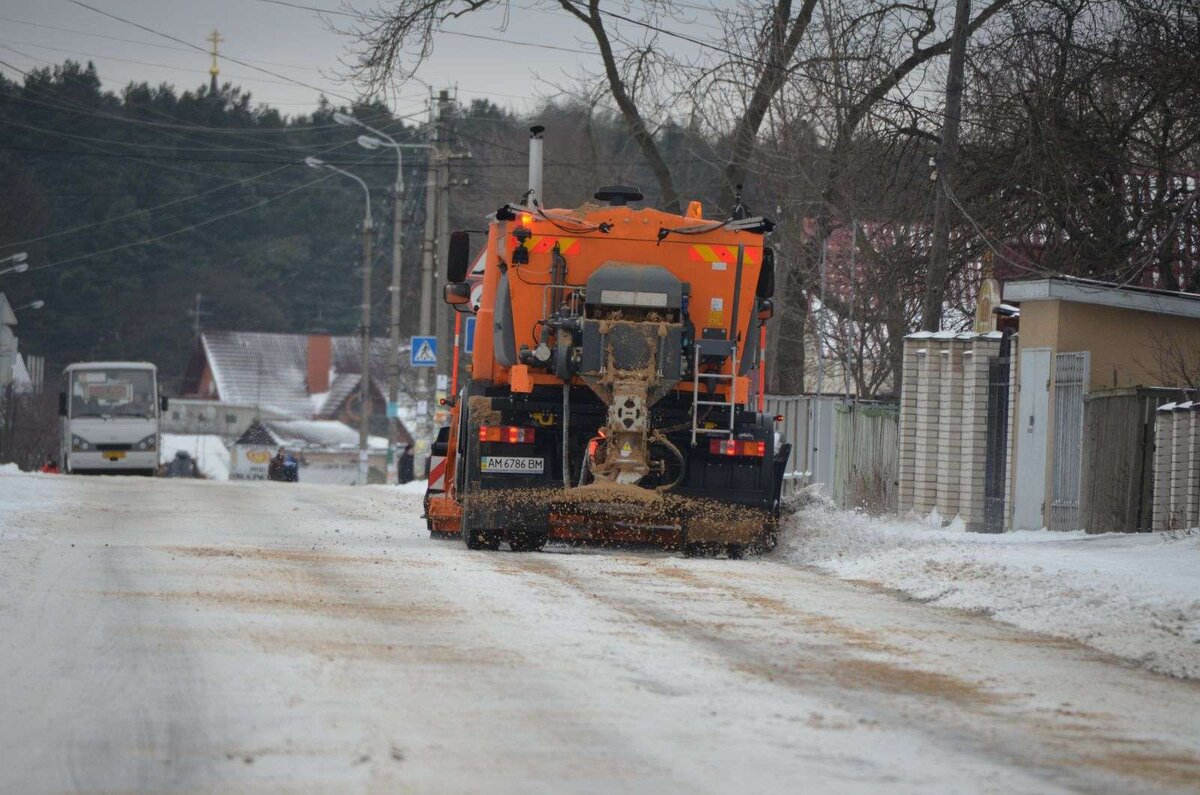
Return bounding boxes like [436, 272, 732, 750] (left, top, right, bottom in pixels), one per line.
[1153, 400, 1200, 530]
[897, 331, 1008, 530]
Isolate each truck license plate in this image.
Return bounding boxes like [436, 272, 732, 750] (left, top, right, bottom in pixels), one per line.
[103, 451, 126, 461]
[481, 456, 544, 474]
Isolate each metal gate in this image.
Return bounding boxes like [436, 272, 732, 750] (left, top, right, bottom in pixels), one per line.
[983, 336, 1013, 533]
[763, 394, 840, 498]
[1014, 348, 1053, 530]
[1049, 352, 1090, 530]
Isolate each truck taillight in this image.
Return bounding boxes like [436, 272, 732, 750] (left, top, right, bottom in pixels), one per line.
[478, 426, 536, 444]
[709, 439, 766, 457]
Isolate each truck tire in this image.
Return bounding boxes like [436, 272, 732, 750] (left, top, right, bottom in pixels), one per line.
[508, 528, 547, 552]
[683, 541, 718, 558]
[461, 503, 501, 550]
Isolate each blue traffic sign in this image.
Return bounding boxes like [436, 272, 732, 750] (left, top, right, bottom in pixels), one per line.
[410, 336, 437, 367]
[463, 316, 476, 355]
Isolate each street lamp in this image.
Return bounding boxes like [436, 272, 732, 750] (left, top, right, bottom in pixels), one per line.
[0, 252, 29, 276]
[333, 111, 435, 482]
[305, 155, 374, 486]
[15, 299, 44, 311]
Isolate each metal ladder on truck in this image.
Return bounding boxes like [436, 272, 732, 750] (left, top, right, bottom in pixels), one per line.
[690, 335, 738, 446]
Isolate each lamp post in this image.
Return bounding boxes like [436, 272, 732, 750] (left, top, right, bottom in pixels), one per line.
[305, 155, 374, 486]
[15, 300, 44, 311]
[333, 111, 434, 481]
[0, 252, 29, 277]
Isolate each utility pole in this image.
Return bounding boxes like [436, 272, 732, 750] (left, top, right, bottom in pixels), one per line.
[435, 93, 452, 398]
[387, 156, 404, 484]
[329, 111, 431, 484]
[414, 89, 470, 474]
[359, 214, 373, 485]
[304, 155, 374, 484]
[922, 0, 970, 332]
[417, 96, 440, 473]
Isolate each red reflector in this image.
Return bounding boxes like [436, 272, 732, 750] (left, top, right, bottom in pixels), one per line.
[709, 438, 766, 457]
[773, 414, 785, 422]
[478, 425, 535, 443]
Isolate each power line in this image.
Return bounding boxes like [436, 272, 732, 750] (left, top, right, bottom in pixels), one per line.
[0, 14, 328, 73]
[0, 117, 323, 153]
[6, 163, 290, 247]
[0, 39, 324, 90]
[254, 0, 593, 56]
[66, 0, 362, 105]
[1, 58, 426, 157]
[28, 168, 344, 274]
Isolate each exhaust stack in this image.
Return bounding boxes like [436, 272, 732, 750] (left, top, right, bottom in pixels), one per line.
[527, 125, 545, 208]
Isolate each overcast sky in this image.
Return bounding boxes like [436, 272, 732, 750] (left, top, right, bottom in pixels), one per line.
[0, 0, 724, 118]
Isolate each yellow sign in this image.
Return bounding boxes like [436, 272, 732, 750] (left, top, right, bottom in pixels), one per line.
[246, 449, 271, 464]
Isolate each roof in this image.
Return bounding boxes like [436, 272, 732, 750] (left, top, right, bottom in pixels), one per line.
[197, 330, 401, 419]
[233, 420, 276, 446]
[316, 372, 361, 420]
[1004, 277, 1200, 320]
[0, 294, 16, 326]
[64, 361, 157, 371]
[261, 419, 388, 450]
[905, 331, 1003, 340]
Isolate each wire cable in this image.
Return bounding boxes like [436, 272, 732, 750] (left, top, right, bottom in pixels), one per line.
[66, 0, 362, 105]
[27, 168, 343, 274]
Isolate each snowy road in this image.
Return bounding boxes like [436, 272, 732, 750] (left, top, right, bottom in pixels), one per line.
[2, 475, 1199, 794]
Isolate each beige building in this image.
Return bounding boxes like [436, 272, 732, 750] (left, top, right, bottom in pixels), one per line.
[1004, 278, 1200, 530]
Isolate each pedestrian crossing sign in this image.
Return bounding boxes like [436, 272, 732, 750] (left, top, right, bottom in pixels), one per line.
[410, 336, 437, 367]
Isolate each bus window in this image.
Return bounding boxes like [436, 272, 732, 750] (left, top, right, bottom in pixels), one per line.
[70, 369, 156, 418]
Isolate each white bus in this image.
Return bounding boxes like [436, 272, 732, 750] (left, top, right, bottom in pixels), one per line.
[59, 362, 167, 476]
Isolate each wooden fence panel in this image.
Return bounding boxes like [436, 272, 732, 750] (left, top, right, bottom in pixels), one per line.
[832, 403, 900, 512]
[1081, 388, 1178, 533]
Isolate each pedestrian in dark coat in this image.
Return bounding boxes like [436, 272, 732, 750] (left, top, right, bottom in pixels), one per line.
[398, 445, 414, 484]
[267, 448, 286, 482]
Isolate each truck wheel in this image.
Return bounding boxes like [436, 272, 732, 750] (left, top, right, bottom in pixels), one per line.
[461, 509, 501, 550]
[464, 527, 501, 550]
[508, 529, 547, 553]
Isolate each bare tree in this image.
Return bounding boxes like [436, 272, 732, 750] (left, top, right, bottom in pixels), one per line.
[960, 0, 1200, 288]
[348, 0, 690, 209]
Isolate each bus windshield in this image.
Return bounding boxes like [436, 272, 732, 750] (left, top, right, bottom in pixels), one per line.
[70, 368, 156, 418]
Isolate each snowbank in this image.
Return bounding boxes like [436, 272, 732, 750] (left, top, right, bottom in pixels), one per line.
[0, 463, 21, 475]
[160, 434, 230, 480]
[781, 506, 1200, 679]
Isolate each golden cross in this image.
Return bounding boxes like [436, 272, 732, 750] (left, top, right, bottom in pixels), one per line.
[207, 29, 223, 77]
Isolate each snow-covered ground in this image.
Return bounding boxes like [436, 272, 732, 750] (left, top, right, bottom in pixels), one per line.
[782, 505, 1200, 679]
[3, 470, 1200, 793]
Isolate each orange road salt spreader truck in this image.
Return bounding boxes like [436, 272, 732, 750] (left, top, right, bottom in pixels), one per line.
[426, 126, 789, 557]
